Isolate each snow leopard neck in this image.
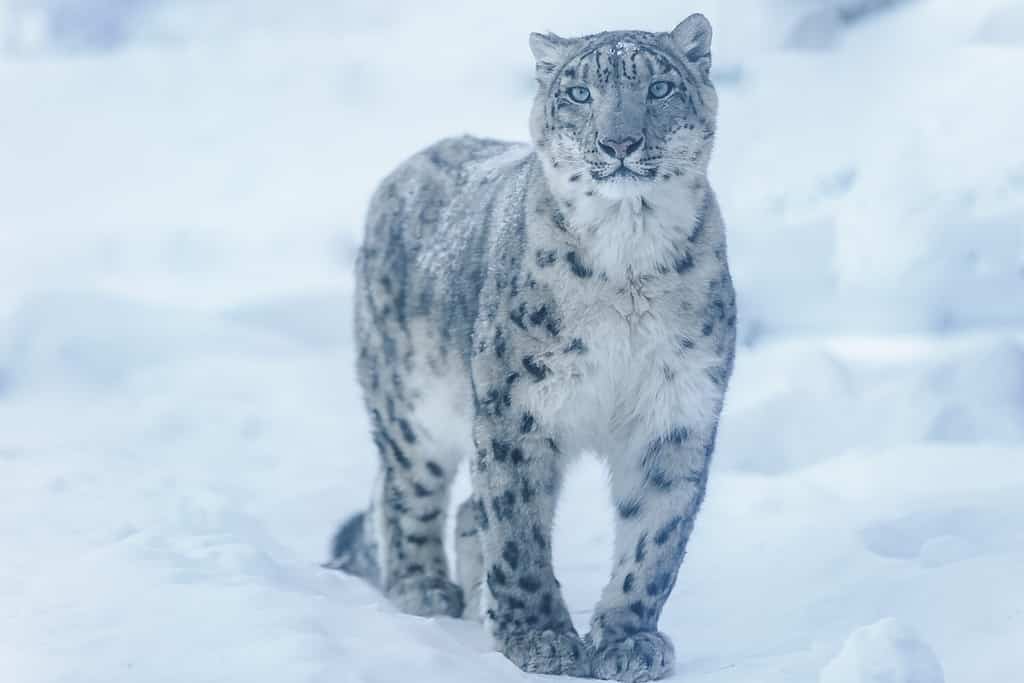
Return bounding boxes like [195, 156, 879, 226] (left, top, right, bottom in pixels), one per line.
[539, 154, 708, 284]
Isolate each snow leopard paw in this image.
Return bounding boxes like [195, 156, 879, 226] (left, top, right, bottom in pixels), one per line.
[588, 630, 675, 683]
[387, 576, 464, 618]
[500, 629, 591, 678]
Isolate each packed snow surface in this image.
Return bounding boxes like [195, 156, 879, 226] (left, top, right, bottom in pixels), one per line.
[1, 1, 1022, 682]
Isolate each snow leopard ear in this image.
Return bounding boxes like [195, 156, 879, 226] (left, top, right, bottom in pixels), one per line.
[670, 14, 712, 75]
[529, 32, 573, 77]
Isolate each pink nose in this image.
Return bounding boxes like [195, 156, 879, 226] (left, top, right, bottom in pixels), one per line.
[598, 136, 643, 160]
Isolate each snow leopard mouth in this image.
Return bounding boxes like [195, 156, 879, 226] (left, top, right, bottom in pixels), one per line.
[593, 164, 654, 181]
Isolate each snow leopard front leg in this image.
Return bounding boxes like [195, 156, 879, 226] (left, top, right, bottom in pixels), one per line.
[469, 336, 589, 677]
[588, 421, 721, 683]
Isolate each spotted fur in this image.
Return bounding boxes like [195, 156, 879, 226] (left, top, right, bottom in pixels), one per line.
[329, 13, 735, 682]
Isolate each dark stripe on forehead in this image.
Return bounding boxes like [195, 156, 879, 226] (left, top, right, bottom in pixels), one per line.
[594, 50, 608, 84]
[570, 43, 683, 79]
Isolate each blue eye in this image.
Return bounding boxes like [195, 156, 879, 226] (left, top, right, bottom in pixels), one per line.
[567, 86, 591, 104]
[648, 81, 674, 99]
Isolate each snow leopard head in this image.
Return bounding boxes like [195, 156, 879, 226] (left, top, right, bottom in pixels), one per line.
[529, 14, 717, 197]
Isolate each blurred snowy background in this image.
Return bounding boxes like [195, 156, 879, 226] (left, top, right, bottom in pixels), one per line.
[1, 1, 1022, 682]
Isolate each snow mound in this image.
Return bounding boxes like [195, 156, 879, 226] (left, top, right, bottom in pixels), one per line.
[0, 0, 157, 54]
[718, 346, 857, 473]
[0, 291, 296, 388]
[785, 0, 913, 49]
[820, 618, 945, 683]
[976, 2, 1024, 45]
[921, 340, 1024, 442]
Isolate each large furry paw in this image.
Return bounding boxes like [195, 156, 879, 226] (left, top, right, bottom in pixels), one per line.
[387, 576, 464, 618]
[500, 629, 591, 678]
[589, 630, 675, 683]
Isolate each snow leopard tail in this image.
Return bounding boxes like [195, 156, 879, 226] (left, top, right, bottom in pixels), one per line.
[325, 511, 381, 587]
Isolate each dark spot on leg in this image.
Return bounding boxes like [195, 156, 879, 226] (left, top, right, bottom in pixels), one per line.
[535, 249, 558, 268]
[395, 418, 417, 444]
[552, 208, 568, 232]
[522, 355, 549, 381]
[688, 205, 707, 243]
[707, 365, 728, 387]
[635, 533, 647, 563]
[492, 439, 511, 462]
[502, 541, 520, 570]
[518, 575, 541, 592]
[494, 327, 506, 358]
[529, 305, 549, 327]
[474, 498, 490, 530]
[648, 469, 674, 490]
[564, 338, 586, 354]
[566, 251, 593, 278]
[646, 571, 674, 597]
[520, 478, 535, 502]
[655, 516, 683, 545]
[510, 303, 527, 330]
[674, 251, 694, 273]
[623, 573, 635, 593]
[418, 509, 441, 523]
[520, 412, 535, 434]
[375, 429, 412, 469]
[425, 461, 444, 478]
[617, 499, 642, 519]
[491, 565, 507, 585]
[531, 524, 547, 549]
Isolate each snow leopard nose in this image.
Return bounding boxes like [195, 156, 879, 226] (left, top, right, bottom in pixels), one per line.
[598, 135, 644, 160]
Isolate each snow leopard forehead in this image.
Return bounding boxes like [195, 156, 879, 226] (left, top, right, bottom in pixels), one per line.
[556, 31, 688, 83]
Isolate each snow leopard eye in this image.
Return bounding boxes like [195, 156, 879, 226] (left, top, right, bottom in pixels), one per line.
[648, 81, 674, 100]
[567, 86, 591, 104]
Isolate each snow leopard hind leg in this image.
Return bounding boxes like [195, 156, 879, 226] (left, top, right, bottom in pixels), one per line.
[328, 290, 465, 617]
[327, 157, 475, 619]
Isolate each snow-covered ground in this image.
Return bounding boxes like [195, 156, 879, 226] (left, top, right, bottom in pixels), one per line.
[2, 1, 1022, 682]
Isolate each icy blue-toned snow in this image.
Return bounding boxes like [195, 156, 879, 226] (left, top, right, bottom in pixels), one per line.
[1, 1, 1022, 682]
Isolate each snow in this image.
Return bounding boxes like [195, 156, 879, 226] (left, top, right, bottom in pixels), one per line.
[819, 618, 945, 683]
[1, 1, 1022, 682]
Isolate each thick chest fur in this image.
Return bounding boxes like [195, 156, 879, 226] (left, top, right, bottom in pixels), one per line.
[517, 259, 728, 455]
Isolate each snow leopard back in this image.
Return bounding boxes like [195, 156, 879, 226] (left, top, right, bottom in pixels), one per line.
[356, 135, 537, 378]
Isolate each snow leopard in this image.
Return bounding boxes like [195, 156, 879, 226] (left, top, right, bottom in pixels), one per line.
[328, 13, 736, 682]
